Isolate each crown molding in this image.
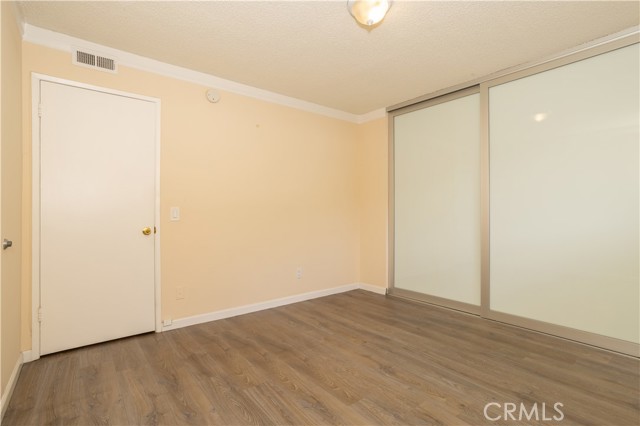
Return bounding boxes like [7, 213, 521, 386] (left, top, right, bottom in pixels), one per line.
[355, 108, 387, 124]
[22, 24, 382, 124]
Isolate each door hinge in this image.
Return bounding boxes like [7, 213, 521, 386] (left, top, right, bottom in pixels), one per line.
[38, 307, 43, 323]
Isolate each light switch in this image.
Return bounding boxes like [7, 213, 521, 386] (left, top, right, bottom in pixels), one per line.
[170, 206, 180, 221]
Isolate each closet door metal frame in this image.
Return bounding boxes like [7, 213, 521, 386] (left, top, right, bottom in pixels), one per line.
[388, 32, 639, 357]
[388, 86, 481, 315]
[480, 34, 639, 357]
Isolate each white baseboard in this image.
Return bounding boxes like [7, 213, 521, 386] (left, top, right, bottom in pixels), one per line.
[1, 353, 23, 420]
[162, 282, 387, 331]
[358, 282, 388, 295]
[21, 350, 34, 363]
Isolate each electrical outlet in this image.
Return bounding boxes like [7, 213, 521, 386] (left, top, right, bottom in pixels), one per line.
[176, 286, 185, 300]
[163, 318, 172, 327]
[296, 266, 303, 280]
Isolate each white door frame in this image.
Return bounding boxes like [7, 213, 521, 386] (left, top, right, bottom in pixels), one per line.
[31, 73, 162, 361]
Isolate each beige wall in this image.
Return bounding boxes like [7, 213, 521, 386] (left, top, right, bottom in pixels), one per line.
[1, 1, 23, 397]
[21, 41, 389, 349]
[357, 117, 388, 287]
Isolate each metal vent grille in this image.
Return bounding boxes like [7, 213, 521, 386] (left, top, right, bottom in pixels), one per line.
[96, 56, 115, 71]
[72, 49, 117, 73]
[76, 50, 96, 67]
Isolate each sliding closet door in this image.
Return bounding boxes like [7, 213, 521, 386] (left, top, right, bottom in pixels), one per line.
[392, 90, 481, 310]
[488, 43, 639, 345]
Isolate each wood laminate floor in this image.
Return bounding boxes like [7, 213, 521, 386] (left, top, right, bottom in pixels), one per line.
[4, 290, 639, 426]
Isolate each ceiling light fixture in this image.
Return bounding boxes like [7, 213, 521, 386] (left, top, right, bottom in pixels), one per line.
[348, 0, 392, 27]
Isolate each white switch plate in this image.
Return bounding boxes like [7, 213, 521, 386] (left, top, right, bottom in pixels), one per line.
[170, 206, 180, 221]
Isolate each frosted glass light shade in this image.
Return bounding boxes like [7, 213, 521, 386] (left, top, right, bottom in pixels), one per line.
[348, 0, 391, 26]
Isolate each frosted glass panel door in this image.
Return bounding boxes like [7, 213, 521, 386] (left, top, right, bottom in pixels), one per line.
[394, 93, 481, 306]
[489, 44, 639, 343]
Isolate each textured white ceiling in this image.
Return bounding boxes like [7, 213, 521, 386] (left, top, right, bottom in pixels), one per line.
[17, 1, 640, 115]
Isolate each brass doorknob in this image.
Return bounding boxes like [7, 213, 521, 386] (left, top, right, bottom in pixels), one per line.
[142, 227, 152, 236]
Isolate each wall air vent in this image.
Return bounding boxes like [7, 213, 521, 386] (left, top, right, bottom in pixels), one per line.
[72, 48, 118, 73]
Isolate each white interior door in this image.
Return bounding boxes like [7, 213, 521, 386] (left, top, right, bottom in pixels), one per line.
[39, 80, 157, 355]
